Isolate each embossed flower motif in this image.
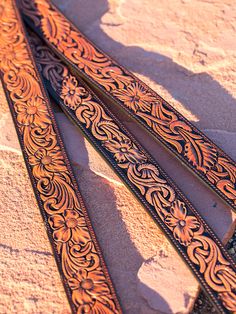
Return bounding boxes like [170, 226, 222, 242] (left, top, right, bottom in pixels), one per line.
[103, 138, 147, 164]
[49, 209, 90, 243]
[15, 97, 51, 128]
[165, 200, 200, 246]
[61, 75, 87, 110]
[0, 42, 31, 71]
[111, 82, 156, 112]
[28, 147, 67, 178]
[68, 269, 110, 306]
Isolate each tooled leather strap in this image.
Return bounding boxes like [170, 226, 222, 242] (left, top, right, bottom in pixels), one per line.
[0, 1, 122, 313]
[27, 28, 236, 313]
[19, 0, 236, 213]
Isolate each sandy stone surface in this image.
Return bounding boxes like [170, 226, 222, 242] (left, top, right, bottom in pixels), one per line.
[0, 0, 236, 313]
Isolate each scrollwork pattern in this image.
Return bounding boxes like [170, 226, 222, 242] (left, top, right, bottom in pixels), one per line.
[19, 0, 236, 210]
[27, 30, 236, 312]
[0, 1, 121, 313]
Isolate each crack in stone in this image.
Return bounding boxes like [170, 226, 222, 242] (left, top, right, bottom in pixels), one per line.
[0, 243, 52, 257]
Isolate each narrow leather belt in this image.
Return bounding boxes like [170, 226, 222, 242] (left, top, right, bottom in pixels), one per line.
[0, 0, 235, 313]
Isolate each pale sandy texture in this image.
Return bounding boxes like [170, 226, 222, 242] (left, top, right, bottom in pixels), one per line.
[0, 0, 236, 313]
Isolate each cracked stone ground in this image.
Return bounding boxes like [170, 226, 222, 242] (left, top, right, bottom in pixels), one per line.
[0, 0, 235, 313]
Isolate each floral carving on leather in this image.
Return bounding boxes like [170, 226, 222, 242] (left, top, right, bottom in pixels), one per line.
[111, 82, 156, 113]
[22, 0, 132, 92]
[165, 200, 200, 246]
[57, 74, 236, 312]
[0, 1, 121, 313]
[19, 4, 236, 312]
[61, 75, 88, 110]
[103, 138, 147, 164]
[28, 147, 67, 178]
[68, 269, 113, 312]
[0, 42, 31, 71]
[15, 96, 51, 128]
[21, 0, 236, 209]
[49, 209, 90, 244]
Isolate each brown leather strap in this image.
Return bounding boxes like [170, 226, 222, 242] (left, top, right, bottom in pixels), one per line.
[0, 1, 122, 313]
[27, 28, 236, 313]
[19, 0, 236, 213]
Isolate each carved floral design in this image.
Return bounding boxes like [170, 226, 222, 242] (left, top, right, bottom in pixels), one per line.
[15, 96, 51, 127]
[111, 82, 156, 113]
[103, 138, 147, 164]
[165, 200, 200, 246]
[23, 28, 236, 313]
[61, 75, 88, 110]
[49, 209, 90, 243]
[28, 147, 67, 178]
[20, 0, 236, 209]
[0, 42, 31, 71]
[68, 269, 111, 309]
[0, 1, 120, 313]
